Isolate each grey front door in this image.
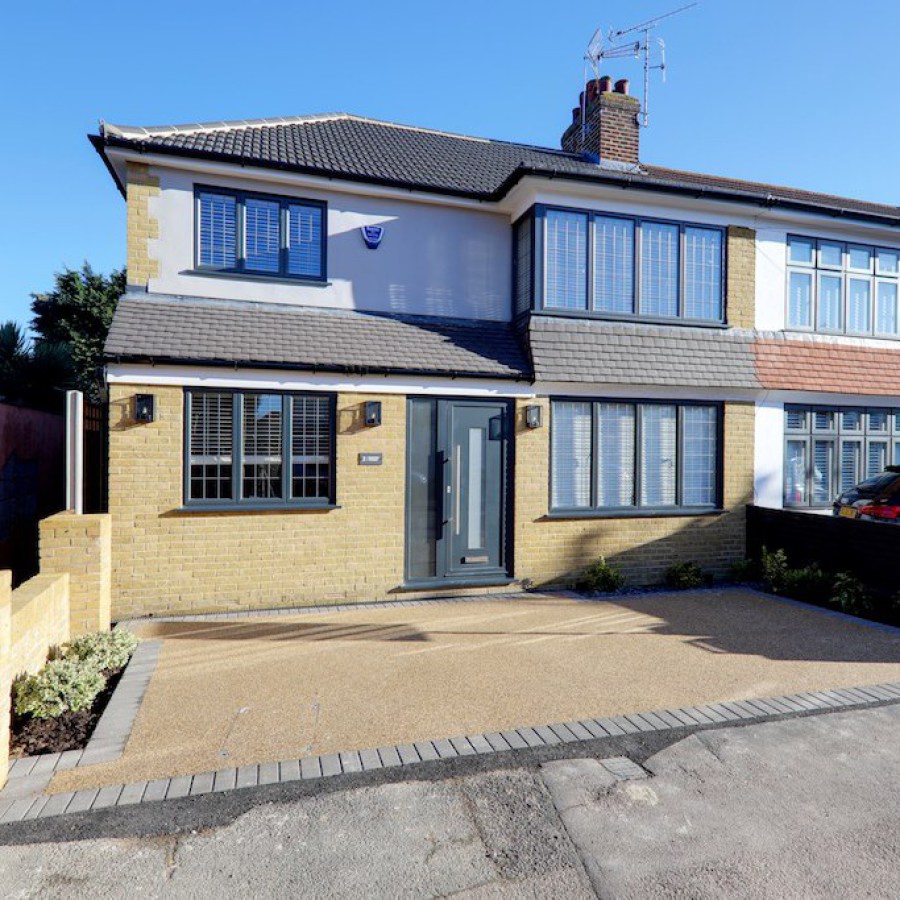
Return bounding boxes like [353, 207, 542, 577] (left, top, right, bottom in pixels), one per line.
[406, 398, 511, 584]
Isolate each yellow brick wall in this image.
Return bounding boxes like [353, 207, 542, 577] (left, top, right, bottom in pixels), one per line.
[513, 398, 754, 587]
[109, 385, 754, 615]
[0, 572, 10, 789]
[40, 513, 111, 636]
[108, 384, 414, 618]
[727, 225, 756, 329]
[126, 162, 160, 287]
[9, 573, 70, 679]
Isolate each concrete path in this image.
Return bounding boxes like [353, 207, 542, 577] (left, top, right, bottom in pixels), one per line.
[1, 702, 898, 897]
[49, 588, 900, 793]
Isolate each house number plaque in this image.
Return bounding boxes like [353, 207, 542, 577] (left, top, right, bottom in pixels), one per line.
[358, 453, 383, 466]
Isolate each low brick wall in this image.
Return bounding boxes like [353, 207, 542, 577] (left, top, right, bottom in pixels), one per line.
[10, 573, 70, 679]
[40, 513, 111, 636]
[0, 511, 111, 789]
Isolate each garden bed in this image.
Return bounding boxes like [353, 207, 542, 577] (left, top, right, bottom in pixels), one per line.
[10, 665, 126, 757]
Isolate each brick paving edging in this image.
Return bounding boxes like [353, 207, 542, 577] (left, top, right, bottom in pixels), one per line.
[1, 678, 898, 825]
[0, 640, 162, 806]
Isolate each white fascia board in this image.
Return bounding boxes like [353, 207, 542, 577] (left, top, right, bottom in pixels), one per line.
[104, 148, 498, 214]
[106, 364, 535, 398]
[533, 382, 759, 402]
[505, 176, 900, 245]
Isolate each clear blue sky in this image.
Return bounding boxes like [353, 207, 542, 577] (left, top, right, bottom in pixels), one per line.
[2, 0, 898, 331]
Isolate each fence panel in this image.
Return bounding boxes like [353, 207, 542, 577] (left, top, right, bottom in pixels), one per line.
[746, 505, 900, 596]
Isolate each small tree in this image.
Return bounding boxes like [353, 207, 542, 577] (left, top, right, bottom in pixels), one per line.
[31, 264, 125, 401]
[0, 321, 73, 412]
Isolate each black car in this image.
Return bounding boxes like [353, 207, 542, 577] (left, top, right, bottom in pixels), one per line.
[833, 466, 900, 522]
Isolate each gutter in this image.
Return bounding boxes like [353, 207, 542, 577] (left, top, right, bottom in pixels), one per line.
[104, 353, 533, 384]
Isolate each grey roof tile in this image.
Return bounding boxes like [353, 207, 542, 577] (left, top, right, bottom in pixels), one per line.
[528, 316, 760, 389]
[95, 113, 900, 223]
[105, 294, 530, 380]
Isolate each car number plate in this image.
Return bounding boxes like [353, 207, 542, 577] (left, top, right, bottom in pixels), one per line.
[839, 505, 858, 519]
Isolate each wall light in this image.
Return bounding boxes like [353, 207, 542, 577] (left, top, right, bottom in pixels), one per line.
[364, 400, 382, 427]
[525, 405, 543, 429]
[134, 394, 155, 423]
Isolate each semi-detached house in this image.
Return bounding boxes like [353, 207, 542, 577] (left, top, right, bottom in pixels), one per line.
[91, 77, 900, 618]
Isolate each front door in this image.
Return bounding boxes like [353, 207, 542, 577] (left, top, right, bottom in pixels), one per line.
[406, 398, 511, 584]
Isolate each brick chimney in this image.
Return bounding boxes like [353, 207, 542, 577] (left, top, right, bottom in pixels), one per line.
[561, 76, 640, 164]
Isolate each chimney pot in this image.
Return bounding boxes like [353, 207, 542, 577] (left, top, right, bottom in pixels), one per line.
[598, 75, 613, 93]
[614, 78, 629, 95]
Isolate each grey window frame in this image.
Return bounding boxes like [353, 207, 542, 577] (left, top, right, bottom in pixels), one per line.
[517, 205, 726, 325]
[785, 234, 900, 339]
[194, 185, 327, 283]
[783, 403, 900, 509]
[183, 389, 337, 510]
[548, 398, 724, 518]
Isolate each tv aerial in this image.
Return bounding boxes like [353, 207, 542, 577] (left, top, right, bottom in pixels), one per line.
[583, 2, 697, 129]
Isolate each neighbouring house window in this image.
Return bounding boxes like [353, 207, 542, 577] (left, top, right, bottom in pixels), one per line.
[196, 187, 325, 280]
[185, 390, 334, 507]
[550, 399, 721, 513]
[783, 404, 900, 508]
[537, 208, 724, 323]
[786, 235, 900, 337]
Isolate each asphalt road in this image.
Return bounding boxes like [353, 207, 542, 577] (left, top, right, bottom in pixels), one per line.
[1, 702, 898, 898]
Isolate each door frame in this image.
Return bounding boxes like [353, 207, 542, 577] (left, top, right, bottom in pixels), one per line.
[403, 396, 514, 588]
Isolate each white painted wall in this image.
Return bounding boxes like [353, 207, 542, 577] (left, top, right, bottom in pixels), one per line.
[147, 167, 512, 321]
[754, 397, 785, 509]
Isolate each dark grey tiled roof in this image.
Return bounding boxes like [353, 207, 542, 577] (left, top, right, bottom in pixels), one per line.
[95, 113, 900, 222]
[527, 316, 761, 389]
[104, 294, 530, 380]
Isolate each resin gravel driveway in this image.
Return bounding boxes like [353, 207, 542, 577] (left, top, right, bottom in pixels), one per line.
[50, 588, 900, 792]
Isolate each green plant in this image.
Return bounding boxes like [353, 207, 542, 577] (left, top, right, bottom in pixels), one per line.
[577, 557, 625, 593]
[14, 659, 106, 719]
[778, 564, 830, 603]
[760, 547, 790, 593]
[63, 630, 139, 671]
[664, 561, 711, 590]
[831, 572, 873, 617]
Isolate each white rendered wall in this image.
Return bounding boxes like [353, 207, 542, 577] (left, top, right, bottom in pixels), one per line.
[147, 168, 512, 321]
[754, 398, 785, 509]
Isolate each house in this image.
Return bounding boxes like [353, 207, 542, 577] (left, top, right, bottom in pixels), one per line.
[90, 77, 900, 618]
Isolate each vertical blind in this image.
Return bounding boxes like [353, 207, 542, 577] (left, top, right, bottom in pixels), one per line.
[515, 216, 533, 315]
[551, 400, 719, 511]
[593, 217, 634, 314]
[640, 222, 679, 318]
[545, 211, 587, 310]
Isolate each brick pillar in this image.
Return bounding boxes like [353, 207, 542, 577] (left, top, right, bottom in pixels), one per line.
[0, 571, 11, 789]
[39, 513, 112, 636]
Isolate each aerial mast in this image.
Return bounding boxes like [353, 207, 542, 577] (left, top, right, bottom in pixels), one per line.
[583, 2, 697, 132]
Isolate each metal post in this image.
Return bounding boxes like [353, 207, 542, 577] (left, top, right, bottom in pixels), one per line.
[65, 389, 83, 514]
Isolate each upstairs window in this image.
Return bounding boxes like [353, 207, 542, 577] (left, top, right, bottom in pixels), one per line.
[185, 390, 334, 508]
[539, 207, 724, 323]
[196, 187, 326, 281]
[786, 235, 900, 337]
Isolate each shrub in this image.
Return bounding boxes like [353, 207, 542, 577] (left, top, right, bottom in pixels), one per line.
[664, 562, 711, 590]
[760, 547, 789, 594]
[63, 630, 139, 671]
[831, 572, 873, 617]
[14, 659, 106, 720]
[577, 557, 625, 593]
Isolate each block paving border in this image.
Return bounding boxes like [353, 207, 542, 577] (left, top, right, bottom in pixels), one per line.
[1, 676, 898, 825]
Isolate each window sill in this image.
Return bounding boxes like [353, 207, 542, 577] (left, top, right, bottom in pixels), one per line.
[171, 503, 341, 515]
[188, 269, 331, 288]
[544, 507, 725, 521]
[532, 309, 728, 329]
